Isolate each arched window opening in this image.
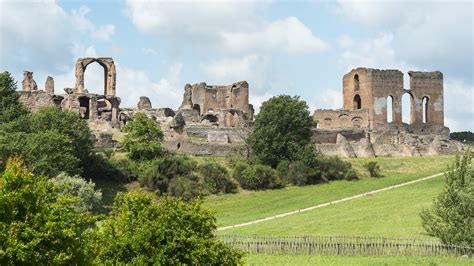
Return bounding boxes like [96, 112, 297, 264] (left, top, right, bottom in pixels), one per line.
[422, 96, 429, 123]
[387, 96, 393, 123]
[193, 104, 201, 115]
[84, 62, 106, 95]
[353, 94, 361, 110]
[402, 93, 414, 124]
[354, 74, 359, 91]
[78, 96, 90, 119]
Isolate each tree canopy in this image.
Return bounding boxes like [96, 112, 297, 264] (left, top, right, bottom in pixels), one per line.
[95, 191, 243, 265]
[0, 71, 28, 124]
[0, 107, 94, 176]
[123, 112, 164, 161]
[0, 158, 98, 264]
[420, 150, 473, 247]
[247, 95, 313, 167]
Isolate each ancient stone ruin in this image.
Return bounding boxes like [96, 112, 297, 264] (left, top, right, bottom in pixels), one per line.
[17, 59, 464, 157]
[312, 68, 462, 157]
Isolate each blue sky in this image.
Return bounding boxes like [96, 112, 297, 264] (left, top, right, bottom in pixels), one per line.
[1, 0, 473, 131]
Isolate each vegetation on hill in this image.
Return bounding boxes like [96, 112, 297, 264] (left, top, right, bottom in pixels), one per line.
[0, 106, 94, 176]
[421, 150, 473, 247]
[450, 131, 474, 142]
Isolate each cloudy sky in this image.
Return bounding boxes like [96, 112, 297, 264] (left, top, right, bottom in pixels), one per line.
[1, 0, 473, 131]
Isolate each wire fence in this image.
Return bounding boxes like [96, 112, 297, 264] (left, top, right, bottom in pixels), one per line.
[217, 235, 473, 257]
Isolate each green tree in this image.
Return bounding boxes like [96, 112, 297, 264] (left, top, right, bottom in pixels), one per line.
[0, 158, 98, 264]
[95, 191, 243, 265]
[0, 107, 93, 176]
[123, 112, 164, 161]
[420, 151, 473, 247]
[0, 71, 28, 123]
[247, 95, 313, 167]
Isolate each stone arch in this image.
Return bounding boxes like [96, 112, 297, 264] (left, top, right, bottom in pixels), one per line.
[193, 104, 201, 115]
[354, 74, 359, 91]
[75, 57, 116, 96]
[353, 94, 361, 110]
[422, 96, 429, 123]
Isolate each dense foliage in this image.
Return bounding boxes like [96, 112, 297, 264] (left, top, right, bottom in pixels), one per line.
[95, 191, 243, 264]
[0, 158, 98, 264]
[420, 151, 473, 247]
[199, 161, 238, 194]
[0, 71, 28, 124]
[247, 95, 313, 168]
[450, 131, 474, 142]
[0, 107, 94, 176]
[51, 173, 103, 213]
[122, 112, 164, 161]
[233, 161, 284, 190]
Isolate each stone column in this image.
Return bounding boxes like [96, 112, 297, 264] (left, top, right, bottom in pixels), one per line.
[45, 76, 54, 94]
[89, 96, 98, 120]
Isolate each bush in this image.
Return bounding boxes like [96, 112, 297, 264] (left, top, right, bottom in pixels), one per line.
[236, 163, 284, 190]
[364, 161, 381, 177]
[420, 151, 473, 247]
[95, 192, 243, 264]
[168, 174, 203, 201]
[316, 156, 354, 181]
[199, 162, 238, 194]
[51, 173, 102, 213]
[344, 168, 359, 181]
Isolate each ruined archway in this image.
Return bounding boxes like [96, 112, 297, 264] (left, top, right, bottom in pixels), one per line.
[354, 74, 359, 91]
[353, 94, 361, 110]
[75, 57, 116, 96]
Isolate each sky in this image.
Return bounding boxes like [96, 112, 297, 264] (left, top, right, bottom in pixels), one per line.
[1, 0, 473, 131]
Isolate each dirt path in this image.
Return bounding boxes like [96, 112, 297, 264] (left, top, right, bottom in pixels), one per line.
[217, 171, 446, 231]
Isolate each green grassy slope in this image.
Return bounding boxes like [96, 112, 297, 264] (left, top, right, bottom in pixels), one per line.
[218, 174, 443, 237]
[204, 156, 454, 227]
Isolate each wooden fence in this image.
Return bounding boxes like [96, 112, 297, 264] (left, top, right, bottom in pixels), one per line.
[217, 235, 473, 257]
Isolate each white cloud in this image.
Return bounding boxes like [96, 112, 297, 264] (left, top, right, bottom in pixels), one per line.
[125, 0, 326, 55]
[221, 17, 328, 54]
[309, 88, 343, 111]
[71, 5, 115, 40]
[141, 48, 158, 56]
[200, 54, 274, 94]
[117, 63, 183, 109]
[444, 78, 474, 131]
[0, 1, 115, 76]
[336, 1, 473, 77]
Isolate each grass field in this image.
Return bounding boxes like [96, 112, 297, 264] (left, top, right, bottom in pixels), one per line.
[244, 254, 472, 265]
[203, 155, 454, 227]
[217, 174, 443, 237]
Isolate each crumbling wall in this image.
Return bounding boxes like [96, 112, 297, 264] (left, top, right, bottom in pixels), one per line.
[313, 109, 369, 129]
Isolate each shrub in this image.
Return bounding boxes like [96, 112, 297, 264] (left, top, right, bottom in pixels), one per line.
[199, 162, 238, 194]
[232, 161, 250, 182]
[95, 192, 243, 264]
[238, 164, 284, 190]
[316, 156, 354, 181]
[420, 151, 473, 247]
[364, 161, 381, 177]
[51, 173, 102, 213]
[344, 168, 359, 181]
[168, 174, 203, 201]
